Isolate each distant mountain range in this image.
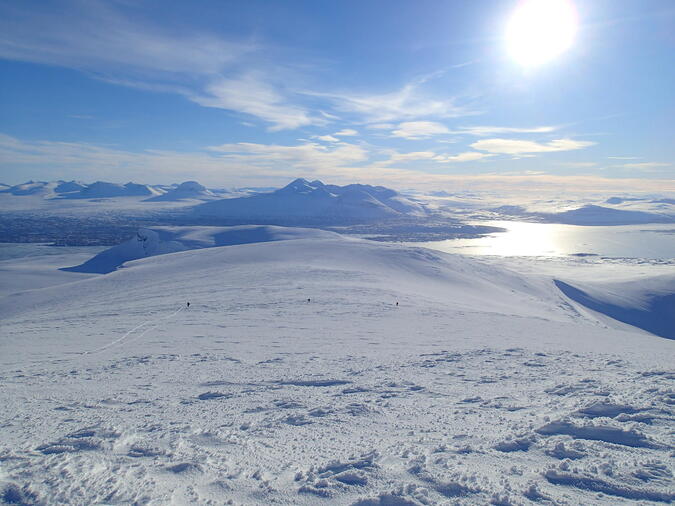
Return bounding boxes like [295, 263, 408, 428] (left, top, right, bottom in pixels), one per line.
[145, 181, 219, 201]
[2, 179, 672, 225]
[0, 180, 226, 201]
[490, 203, 674, 225]
[65, 181, 162, 199]
[545, 204, 672, 225]
[193, 178, 428, 222]
[0, 178, 431, 225]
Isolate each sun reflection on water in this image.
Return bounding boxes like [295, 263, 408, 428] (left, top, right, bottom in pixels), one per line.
[415, 221, 674, 259]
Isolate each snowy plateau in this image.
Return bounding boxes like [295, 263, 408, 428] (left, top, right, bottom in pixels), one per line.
[0, 181, 674, 505]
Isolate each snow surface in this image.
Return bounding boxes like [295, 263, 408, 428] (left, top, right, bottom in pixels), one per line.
[1, 232, 674, 505]
[64, 225, 341, 273]
[0, 245, 103, 297]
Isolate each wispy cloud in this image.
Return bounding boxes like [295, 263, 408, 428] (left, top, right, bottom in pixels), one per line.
[559, 162, 598, 168]
[437, 152, 493, 162]
[471, 138, 595, 155]
[391, 121, 451, 139]
[385, 151, 439, 164]
[0, 134, 368, 184]
[192, 74, 319, 131]
[616, 162, 671, 170]
[333, 129, 359, 136]
[382, 150, 492, 166]
[206, 141, 369, 170]
[312, 129, 359, 142]
[307, 79, 477, 124]
[454, 126, 558, 136]
[313, 135, 340, 143]
[0, 133, 232, 182]
[367, 123, 396, 130]
[0, 3, 485, 132]
[0, 1, 325, 131]
[449, 60, 477, 69]
[0, 1, 251, 75]
[389, 123, 559, 140]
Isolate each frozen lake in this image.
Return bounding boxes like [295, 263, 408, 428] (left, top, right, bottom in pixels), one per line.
[415, 221, 675, 260]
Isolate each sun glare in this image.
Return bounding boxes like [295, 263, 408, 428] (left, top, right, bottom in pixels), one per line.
[506, 0, 578, 66]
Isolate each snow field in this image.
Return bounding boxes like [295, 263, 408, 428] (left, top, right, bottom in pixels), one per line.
[0, 236, 673, 504]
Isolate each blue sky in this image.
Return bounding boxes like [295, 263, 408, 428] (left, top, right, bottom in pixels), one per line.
[0, 0, 673, 189]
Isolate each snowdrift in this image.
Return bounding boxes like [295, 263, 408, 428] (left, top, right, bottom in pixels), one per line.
[555, 277, 675, 339]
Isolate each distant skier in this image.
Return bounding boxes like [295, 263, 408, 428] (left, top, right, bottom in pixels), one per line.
[186, 301, 190, 308]
[307, 298, 311, 303]
[395, 301, 399, 306]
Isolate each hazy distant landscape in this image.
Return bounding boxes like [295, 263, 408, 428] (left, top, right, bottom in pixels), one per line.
[1, 177, 673, 245]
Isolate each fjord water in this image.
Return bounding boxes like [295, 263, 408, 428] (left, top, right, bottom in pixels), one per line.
[416, 221, 675, 259]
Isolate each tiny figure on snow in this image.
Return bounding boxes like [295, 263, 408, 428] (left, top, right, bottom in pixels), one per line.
[395, 301, 399, 306]
[187, 301, 190, 308]
[307, 298, 311, 303]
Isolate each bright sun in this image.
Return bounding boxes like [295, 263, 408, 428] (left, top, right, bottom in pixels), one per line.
[506, 0, 578, 66]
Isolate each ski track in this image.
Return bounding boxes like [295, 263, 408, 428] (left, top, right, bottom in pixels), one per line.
[83, 306, 185, 356]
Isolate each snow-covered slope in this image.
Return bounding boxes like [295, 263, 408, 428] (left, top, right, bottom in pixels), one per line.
[145, 181, 219, 202]
[555, 276, 675, 339]
[54, 180, 87, 194]
[1, 235, 674, 505]
[0, 245, 103, 297]
[193, 178, 427, 222]
[63, 225, 341, 273]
